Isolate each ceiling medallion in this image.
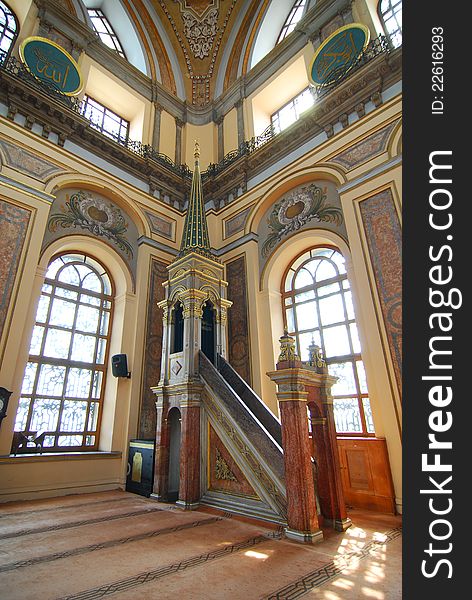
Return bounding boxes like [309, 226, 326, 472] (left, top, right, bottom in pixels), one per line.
[182, 8, 219, 59]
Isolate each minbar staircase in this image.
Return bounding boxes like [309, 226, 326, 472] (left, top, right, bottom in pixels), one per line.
[199, 351, 287, 524]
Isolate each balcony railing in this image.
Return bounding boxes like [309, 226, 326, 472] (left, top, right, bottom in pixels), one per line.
[203, 35, 392, 178]
[1, 33, 395, 184]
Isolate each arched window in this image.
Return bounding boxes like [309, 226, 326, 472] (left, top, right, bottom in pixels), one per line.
[283, 247, 374, 435]
[14, 253, 114, 452]
[87, 7, 126, 58]
[277, 0, 308, 44]
[0, 1, 19, 65]
[379, 0, 402, 48]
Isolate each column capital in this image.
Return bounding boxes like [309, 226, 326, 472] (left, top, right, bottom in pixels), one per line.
[267, 367, 337, 391]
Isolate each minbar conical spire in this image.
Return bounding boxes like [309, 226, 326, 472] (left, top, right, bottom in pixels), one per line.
[179, 140, 212, 258]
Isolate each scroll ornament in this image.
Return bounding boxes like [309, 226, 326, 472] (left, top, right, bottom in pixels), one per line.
[262, 184, 343, 257]
[48, 190, 133, 258]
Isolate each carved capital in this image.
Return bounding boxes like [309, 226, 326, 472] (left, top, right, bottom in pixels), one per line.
[216, 307, 227, 323]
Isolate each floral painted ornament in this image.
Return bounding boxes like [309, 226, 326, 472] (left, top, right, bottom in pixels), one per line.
[261, 184, 343, 257]
[48, 190, 134, 258]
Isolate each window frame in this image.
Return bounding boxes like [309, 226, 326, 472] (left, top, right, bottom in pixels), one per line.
[276, 0, 308, 44]
[0, 0, 19, 65]
[281, 245, 375, 437]
[14, 252, 115, 453]
[87, 7, 127, 59]
[81, 94, 130, 145]
[378, 0, 402, 48]
[270, 86, 314, 134]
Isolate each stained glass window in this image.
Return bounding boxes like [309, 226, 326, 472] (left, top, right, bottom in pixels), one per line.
[81, 95, 129, 145]
[14, 254, 113, 452]
[379, 0, 402, 48]
[277, 0, 308, 44]
[0, 1, 18, 65]
[283, 247, 375, 436]
[87, 8, 126, 58]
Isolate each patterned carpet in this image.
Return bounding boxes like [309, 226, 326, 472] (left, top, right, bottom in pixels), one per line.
[0, 490, 402, 599]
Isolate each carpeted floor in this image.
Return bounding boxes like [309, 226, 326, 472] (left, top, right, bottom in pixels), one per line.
[0, 490, 402, 599]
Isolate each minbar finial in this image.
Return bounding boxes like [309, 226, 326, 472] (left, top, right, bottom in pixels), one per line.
[194, 140, 200, 160]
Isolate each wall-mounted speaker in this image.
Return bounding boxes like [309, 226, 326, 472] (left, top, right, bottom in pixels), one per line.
[112, 354, 131, 378]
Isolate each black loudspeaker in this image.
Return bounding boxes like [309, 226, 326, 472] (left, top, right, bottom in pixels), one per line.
[112, 354, 130, 378]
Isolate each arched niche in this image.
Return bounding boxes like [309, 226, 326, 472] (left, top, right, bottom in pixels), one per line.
[171, 301, 184, 355]
[46, 175, 148, 238]
[167, 407, 181, 502]
[201, 300, 216, 364]
[43, 183, 143, 292]
[246, 167, 346, 235]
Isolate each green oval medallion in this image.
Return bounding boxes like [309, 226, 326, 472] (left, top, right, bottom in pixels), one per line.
[19, 36, 83, 96]
[309, 24, 370, 87]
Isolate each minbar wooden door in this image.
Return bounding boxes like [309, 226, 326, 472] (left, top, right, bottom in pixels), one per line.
[337, 437, 396, 513]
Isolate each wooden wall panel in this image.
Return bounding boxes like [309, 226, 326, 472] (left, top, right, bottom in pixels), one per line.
[337, 437, 395, 513]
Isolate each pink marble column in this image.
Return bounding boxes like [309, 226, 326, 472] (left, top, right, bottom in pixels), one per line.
[176, 386, 203, 509]
[307, 384, 350, 531]
[277, 389, 322, 542]
[267, 332, 323, 543]
[151, 395, 169, 501]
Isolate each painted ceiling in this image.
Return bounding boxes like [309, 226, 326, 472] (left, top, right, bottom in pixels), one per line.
[145, 0, 269, 106]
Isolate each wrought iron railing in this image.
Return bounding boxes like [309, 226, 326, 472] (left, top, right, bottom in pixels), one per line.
[1, 34, 395, 183]
[0, 54, 83, 112]
[0, 53, 189, 178]
[203, 35, 393, 177]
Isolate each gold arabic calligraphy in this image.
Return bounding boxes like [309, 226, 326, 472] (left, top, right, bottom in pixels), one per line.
[32, 47, 71, 89]
[315, 31, 361, 81]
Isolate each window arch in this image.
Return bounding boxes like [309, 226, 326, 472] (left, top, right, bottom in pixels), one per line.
[14, 253, 114, 452]
[0, 1, 19, 65]
[379, 0, 402, 48]
[277, 0, 308, 44]
[282, 246, 374, 435]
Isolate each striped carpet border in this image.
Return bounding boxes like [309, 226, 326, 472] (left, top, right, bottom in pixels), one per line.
[0, 506, 165, 540]
[57, 529, 284, 600]
[0, 516, 223, 573]
[0, 496, 138, 519]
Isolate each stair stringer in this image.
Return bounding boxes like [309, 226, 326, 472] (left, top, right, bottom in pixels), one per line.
[200, 382, 287, 524]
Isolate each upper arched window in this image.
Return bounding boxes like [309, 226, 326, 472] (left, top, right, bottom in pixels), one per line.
[14, 253, 114, 452]
[283, 247, 374, 435]
[379, 0, 402, 48]
[277, 0, 308, 44]
[0, 1, 19, 65]
[88, 7, 126, 58]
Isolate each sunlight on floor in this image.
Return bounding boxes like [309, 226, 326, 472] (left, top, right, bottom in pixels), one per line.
[244, 550, 269, 560]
